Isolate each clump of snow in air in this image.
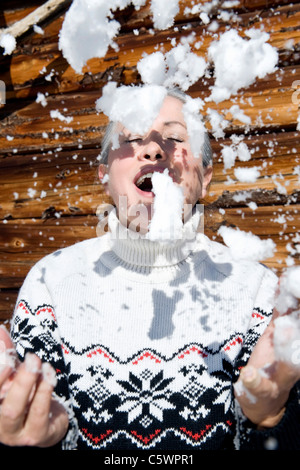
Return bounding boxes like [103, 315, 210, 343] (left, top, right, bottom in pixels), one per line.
[146, 169, 184, 242]
[36, 92, 48, 107]
[137, 46, 207, 158]
[150, 0, 180, 30]
[59, 0, 121, 73]
[234, 166, 261, 183]
[182, 96, 206, 159]
[0, 33, 16, 55]
[59, 0, 180, 73]
[207, 109, 229, 139]
[207, 29, 278, 103]
[274, 266, 300, 315]
[218, 225, 276, 262]
[221, 136, 252, 170]
[50, 109, 73, 124]
[137, 43, 207, 91]
[95, 82, 167, 139]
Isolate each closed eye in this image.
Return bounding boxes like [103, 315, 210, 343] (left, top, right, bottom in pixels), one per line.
[125, 136, 143, 143]
[167, 136, 184, 143]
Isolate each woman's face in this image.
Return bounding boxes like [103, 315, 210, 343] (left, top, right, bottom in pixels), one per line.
[99, 95, 212, 232]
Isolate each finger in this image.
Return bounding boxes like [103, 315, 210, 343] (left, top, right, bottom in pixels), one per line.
[24, 364, 69, 447]
[0, 325, 14, 349]
[0, 353, 41, 436]
[44, 399, 69, 448]
[0, 339, 16, 390]
[0, 326, 17, 375]
[235, 365, 286, 427]
[24, 363, 56, 433]
[239, 365, 273, 397]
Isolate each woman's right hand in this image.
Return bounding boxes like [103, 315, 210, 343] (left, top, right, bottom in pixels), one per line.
[0, 325, 69, 447]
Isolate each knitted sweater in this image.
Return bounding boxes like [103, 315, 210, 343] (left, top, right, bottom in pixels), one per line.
[10, 210, 300, 450]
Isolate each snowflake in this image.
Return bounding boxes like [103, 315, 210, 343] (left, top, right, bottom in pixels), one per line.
[116, 370, 175, 423]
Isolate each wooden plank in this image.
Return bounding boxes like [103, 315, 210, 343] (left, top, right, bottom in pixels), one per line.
[0, 214, 100, 288]
[0, 290, 18, 325]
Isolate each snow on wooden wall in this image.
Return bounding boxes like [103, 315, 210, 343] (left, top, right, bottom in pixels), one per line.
[0, 0, 299, 325]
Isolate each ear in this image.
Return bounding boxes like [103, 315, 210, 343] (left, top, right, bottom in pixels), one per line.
[201, 165, 213, 198]
[98, 164, 110, 195]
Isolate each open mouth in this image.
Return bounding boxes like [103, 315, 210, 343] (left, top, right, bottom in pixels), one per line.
[135, 172, 154, 193]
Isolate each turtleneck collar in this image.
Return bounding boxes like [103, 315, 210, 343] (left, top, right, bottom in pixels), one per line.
[107, 208, 203, 269]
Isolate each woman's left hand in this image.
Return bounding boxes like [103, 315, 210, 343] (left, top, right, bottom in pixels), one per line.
[234, 303, 300, 428]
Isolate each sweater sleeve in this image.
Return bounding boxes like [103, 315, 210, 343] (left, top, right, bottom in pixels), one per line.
[10, 261, 78, 450]
[233, 266, 300, 450]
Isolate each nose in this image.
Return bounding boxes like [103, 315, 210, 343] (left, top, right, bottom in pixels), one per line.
[140, 139, 167, 161]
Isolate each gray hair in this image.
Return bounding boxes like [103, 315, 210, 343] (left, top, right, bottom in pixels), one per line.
[99, 87, 213, 167]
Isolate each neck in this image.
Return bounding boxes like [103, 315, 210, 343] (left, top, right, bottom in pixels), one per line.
[107, 208, 202, 268]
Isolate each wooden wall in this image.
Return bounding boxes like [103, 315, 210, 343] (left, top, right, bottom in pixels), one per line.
[0, 0, 299, 326]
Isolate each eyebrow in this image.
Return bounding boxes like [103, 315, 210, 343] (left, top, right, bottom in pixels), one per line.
[164, 120, 187, 129]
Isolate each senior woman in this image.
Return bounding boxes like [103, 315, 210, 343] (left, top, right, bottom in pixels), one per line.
[0, 86, 299, 450]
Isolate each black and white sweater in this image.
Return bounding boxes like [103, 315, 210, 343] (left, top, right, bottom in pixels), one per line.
[10, 211, 300, 450]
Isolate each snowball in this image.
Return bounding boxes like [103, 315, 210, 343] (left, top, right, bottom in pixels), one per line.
[59, 0, 122, 73]
[36, 92, 48, 107]
[274, 266, 300, 314]
[50, 109, 73, 123]
[146, 169, 184, 241]
[218, 225, 276, 262]
[59, 0, 177, 73]
[221, 145, 237, 170]
[137, 44, 207, 91]
[95, 82, 167, 136]
[234, 166, 261, 183]
[0, 33, 16, 55]
[207, 29, 278, 103]
[237, 142, 251, 162]
[27, 188, 37, 198]
[221, 139, 252, 170]
[200, 12, 210, 25]
[207, 108, 228, 139]
[137, 51, 167, 86]
[232, 190, 253, 202]
[163, 44, 207, 91]
[33, 25, 44, 35]
[150, 0, 180, 30]
[229, 105, 251, 125]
